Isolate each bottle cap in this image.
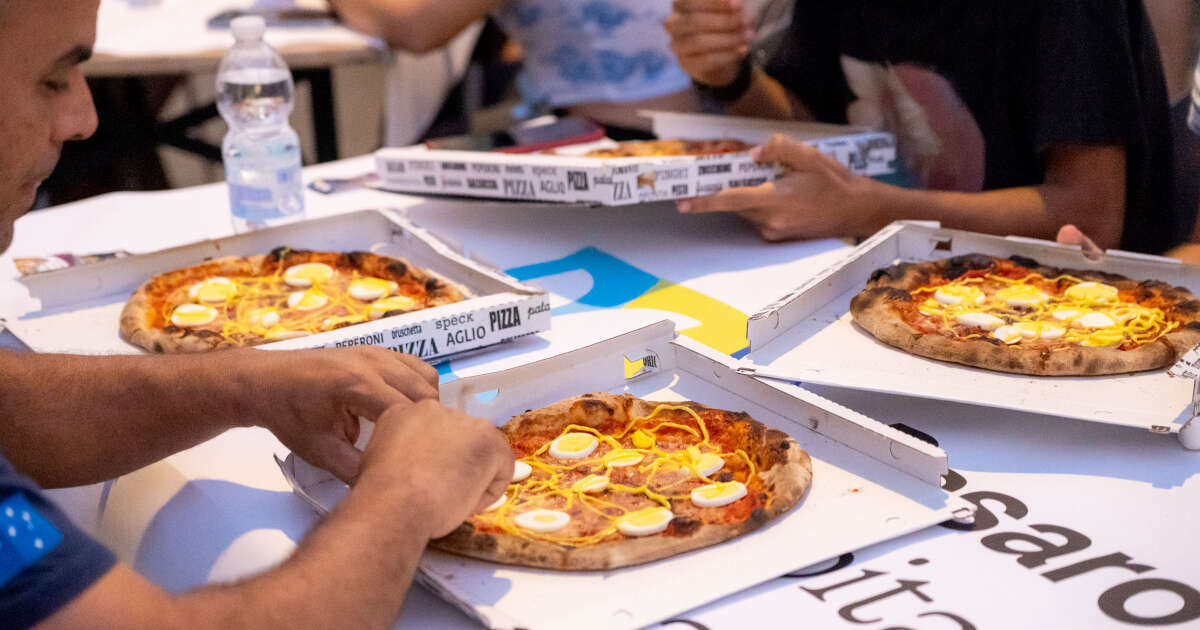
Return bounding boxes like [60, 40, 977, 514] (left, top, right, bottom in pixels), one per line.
[230, 15, 266, 42]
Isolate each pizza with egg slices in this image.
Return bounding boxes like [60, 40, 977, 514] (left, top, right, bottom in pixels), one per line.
[431, 392, 812, 570]
[580, 138, 752, 158]
[119, 247, 466, 353]
[849, 253, 1200, 376]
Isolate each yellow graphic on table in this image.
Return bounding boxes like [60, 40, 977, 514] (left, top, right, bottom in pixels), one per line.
[623, 280, 749, 355]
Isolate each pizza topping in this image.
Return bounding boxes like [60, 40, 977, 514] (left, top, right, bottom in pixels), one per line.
[956, 312, 1005, 330]
[368, 295, 417, 319]
[484, 494, 508, 511]
[934, 285, 985, 306]
[514, 509, 571, 533]
[549, 432, 600, 459]
[264, 328, 309, 340]
[475, 404, 761, 545]
[697, 453, 725, 476]
[1076, 311, 1116, 328]
[348, 277, 398, 301]
[691, 481, 748, 508]
[991, 325, 1024, 345]
[996, 284, 1048, 308]
[283, 262, 335, 287]
[1065, 281, 1118, 304]
[1052, 309, 1081, 322]
[615, 507, 674, 537]
[287, 289, 329, 311]
[512, 461, 532, 482]
[572, 474, 610, 493]
[170, 304, 218, 327]
[602, 449, 644, 467]
[188, 277, 238, 303]
[247, 308, 280, 328]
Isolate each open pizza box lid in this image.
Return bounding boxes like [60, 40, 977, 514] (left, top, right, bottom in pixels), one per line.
[737, 221, 1200, 449]
[6, 209, 550, 362]
[278, 320, 972, 630]
[373, 112, 896, 206]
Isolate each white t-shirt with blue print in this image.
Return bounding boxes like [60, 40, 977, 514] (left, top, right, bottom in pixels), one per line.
[492, 0, 692, 107]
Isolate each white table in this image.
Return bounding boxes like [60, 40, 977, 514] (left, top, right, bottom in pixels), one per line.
[4, 157, 1200, 629]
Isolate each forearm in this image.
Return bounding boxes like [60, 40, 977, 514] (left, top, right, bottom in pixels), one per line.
[861, 182, 1125, 248]
[0, 351, 249, 487]
[330, 0, 497, 53]
[179, 478, 433, 629]
[726, 67, 812, 120]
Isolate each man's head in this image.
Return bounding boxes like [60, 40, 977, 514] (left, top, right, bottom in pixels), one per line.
[0, 1, 100, 252]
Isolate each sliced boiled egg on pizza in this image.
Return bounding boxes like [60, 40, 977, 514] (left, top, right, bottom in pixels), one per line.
[1081, 330, 1125, 347]
[934, 285, 985, 306]
[697, 453, 725, 477]
[170, 303, 218, 327]
[549, 433, 598, 459]
[603, 449, 643, 467]
[512, 461, 532, 482]
[349, 277, 398, 301]
[1076, 311, 1117, 329]
[691, 481, 748, 508]
[288, 289, 328, 311]
[995, 284, 1048, 308]
[616, 507, 673, 537]
[283, 262, 335, 287]
[991, 325, 1023, 345]
[572, 474, 609, 493]
[483, 494, 507, 512]
[1065, 282, 1118, 304]
[264, 328, 310, 341]
[1052, 309, 1082, 322]
[1012, 321, 1064, 340]
[247, 308, 280, 328]
[514, 509, 570, 533]
[368, 295, 417, 320]
[956, 312, 1005, 331]
[188, 277, 237, 303]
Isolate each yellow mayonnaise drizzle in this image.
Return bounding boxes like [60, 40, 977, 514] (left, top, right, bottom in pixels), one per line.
[479, 404, 758, 545]
[913, 273, 1177, 348]
[162, 266, 416, 343]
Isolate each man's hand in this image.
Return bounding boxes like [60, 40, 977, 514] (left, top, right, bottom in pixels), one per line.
[665, 0, 753, 87]
[678, 134, 879, 241]
[355, 400, 514, 539]
[225, 346, 439, 483]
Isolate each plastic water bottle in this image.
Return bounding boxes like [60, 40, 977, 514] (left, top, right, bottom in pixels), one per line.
[217, 15, 305, 233]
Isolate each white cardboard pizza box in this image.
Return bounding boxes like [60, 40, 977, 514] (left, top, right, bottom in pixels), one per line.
[7, 209, 550, 362]
[738, 221, 1200, 449]
[278, 320, 972, 630]
[373, 113, 896, 206]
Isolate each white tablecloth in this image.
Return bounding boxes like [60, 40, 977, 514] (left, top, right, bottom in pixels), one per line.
[4, 156, 1199, 629]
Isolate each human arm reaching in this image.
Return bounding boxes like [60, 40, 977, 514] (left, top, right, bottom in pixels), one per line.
[329, 0, 502, 53]
[31, 399, 514, 630]
[678, 135, 1127, 248]
[0, 346, 438, 487]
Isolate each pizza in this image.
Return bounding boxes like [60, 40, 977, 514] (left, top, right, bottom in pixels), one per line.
[432, 392, 812, 570]
[120, 247, 465, 353]
[849, 253, 1200, 375]
[580, 138, 752, 158]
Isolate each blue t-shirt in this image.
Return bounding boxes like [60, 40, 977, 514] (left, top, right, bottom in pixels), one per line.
[0, 451, 115, 629]
[491, 0, 692, 107]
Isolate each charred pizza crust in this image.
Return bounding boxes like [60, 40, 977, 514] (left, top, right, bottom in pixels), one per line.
[120, 247, 465, 353]
[431, 392, 812, 571]
[849, 253, 1200, 376]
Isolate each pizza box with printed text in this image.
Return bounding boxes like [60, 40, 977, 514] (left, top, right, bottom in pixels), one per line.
[373, 111, 897, 206]
[6, 209, 550, 362]
[278, 320, 973, 630]
[737, 221, 1200, 449]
